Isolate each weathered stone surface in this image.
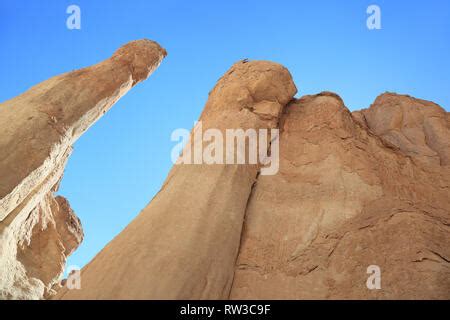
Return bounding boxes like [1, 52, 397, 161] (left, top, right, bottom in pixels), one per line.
[57, 59, 449, 299]
[0, 39, 166, 299]
[230, 92, 450, 299]
[4, 50, 444, 299]
[57, 60, 297, 299]
[358, 93, 450, 166]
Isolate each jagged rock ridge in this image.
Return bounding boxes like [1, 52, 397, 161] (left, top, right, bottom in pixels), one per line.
[0, 39, 166, 299]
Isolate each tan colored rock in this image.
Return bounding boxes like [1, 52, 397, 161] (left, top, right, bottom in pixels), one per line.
[57, 60, 297, 299]
[359, 93, 450, 166]
[57, 59, 449, 299]
[0, 50, 440, 300]
[0, 39, 166, 299]
[230, 92, 450, 299]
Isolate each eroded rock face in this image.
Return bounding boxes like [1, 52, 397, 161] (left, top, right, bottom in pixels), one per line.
[57, 61, 449, 299]
[0, 39, 166, 299]
[57, 60, 297, 299]
[230, 92, 450, 299]
[6, 51, 445, 299]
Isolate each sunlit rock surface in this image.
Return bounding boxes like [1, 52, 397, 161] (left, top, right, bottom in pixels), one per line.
[58, 63, 449, 299]
[0, 39, 166, 299]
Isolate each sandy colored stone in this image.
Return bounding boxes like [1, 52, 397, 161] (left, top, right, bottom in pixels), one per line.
[230, 92, 450, 299]
[3, 48, 447, 300]
[57, 62, 449, 299]
[0, 39, 166, 299]
[57, 60, 297, 299]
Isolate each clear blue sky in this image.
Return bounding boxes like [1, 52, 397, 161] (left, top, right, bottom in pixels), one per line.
[1, 1, 449, 270]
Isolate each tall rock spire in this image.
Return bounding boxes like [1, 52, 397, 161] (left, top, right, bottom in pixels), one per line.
[0, 39, 166, 299]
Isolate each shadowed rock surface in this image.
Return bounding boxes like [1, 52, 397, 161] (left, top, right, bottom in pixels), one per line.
[57, 62, 449, 299]
[0, 39, 166, 299]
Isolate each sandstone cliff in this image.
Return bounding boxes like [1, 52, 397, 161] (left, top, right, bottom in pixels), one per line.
[231, 92, 450, 299]
[0, 39, 166, 299]
[1, 48, 448, 299]
[58, 60, 297, 299]
[55, 61, 449, 299]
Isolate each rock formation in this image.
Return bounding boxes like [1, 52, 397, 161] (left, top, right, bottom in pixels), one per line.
[1, 45, 448, 299]
[58, 60, 297, 299]
[55, 61, 449, 299]
[0, 39, 166, 299]
[231, 92, 450, 299]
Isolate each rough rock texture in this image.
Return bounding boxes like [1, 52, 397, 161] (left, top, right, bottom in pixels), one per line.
[230, 93, 450, 299]
[0, 39, 166, 299]
[57, 60, 297, 299]
[57, 61, 449, 299]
